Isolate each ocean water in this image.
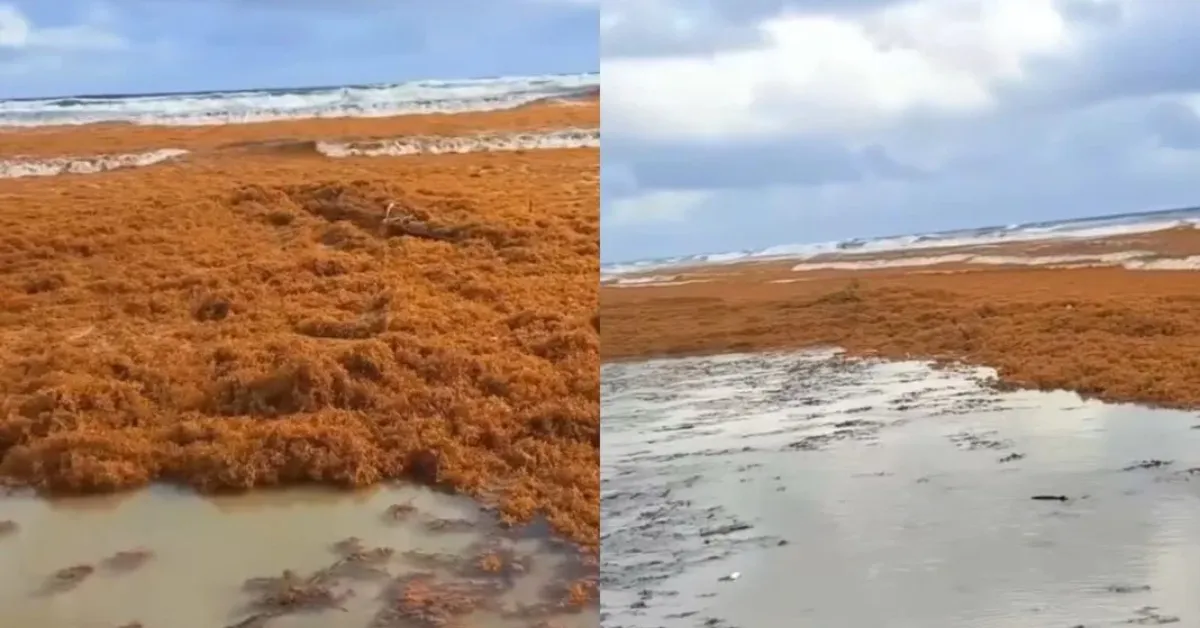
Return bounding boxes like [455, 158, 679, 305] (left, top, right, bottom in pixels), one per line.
[0, 72, 599, 127]
[600, 206, 1200, 279]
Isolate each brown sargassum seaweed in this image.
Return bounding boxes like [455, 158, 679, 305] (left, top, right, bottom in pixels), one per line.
[602, 254, 1200, 411]
[0, 147, 599, 549]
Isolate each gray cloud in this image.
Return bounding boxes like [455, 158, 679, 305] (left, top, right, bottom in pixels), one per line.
[1011, 1, 1200, 109]
[1146, 101, 1200, 150]
[602, 0, 906, 58]
[601, 0, 1200, 262]
[604, 135, 925, 194]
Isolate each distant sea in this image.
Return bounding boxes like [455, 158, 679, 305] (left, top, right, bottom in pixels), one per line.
[0, 72, 599, 127]
[601, 206, 1200, 278]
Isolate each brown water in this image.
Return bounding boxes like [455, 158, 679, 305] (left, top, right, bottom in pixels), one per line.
[601, 350, 1200, 628]
[0, 483, 598, 628]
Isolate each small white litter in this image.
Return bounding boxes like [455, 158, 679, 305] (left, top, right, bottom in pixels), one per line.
[719, 572, 741, 582]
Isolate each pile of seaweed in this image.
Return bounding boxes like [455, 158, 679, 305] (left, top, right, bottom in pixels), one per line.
[0, 149, 600, 548]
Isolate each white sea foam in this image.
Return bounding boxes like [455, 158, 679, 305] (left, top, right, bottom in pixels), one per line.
[317, 128, 599, 158]
[601, 209, 1200, 278]
[0, 73, 598, 127]
[609, 279, 712, 288]
[0, 149, 189, 179]
[790, 251, 1153, 272]
[785, 250, 1200, 273]
[602, 275, 679, 285]
[1124, 256, 1200, 270]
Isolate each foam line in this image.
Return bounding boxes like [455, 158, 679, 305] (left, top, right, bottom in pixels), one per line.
[317, 128, 599, 157]
[790, 251, 1154, 272]
[0, 149, 189, 179]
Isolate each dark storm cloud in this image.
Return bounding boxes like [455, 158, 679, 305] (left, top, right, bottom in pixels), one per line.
[1016, 1, 1200, 108]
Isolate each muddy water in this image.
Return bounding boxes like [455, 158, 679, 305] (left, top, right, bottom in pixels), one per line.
[0, 484, 598, 628]
[601, 351, 1200, 628]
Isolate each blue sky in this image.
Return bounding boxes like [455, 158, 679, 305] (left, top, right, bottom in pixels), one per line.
[601, 0, 1200, 262]
[0, 0, 597, 98]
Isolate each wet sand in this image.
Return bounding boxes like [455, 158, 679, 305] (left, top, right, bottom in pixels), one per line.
[602, 351, 1200, 627]
[601, 227, 1200, 410]
[0, 99, 598, 157]
[0, 100, 598, 577]
[0, 483, 598, 628]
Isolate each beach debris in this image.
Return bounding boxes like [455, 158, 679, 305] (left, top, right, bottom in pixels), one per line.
[39, 564, 95, 594]
[424, 516, 475, 533]
[381, 201, 463, 242]
[948, 430, 1011, 451]
[383, 501, 417, 522]
[1105, 583, 1152, 594]
[1030, 495, 1069, 501]
[718, 572, 740, 582]
[326, 537, 395, 579]
[1125, 605, 1180, 624]
[998, 452, 1025, 463]
[101, 548, 155, 573]
[371, 572, 505, 627]
[1123, 459, 1172, 471]
[699, 523, 752, 538]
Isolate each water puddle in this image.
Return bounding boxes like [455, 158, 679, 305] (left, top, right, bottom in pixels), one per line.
[601, 351, 1200, 628]
[0, 484, 598, 628]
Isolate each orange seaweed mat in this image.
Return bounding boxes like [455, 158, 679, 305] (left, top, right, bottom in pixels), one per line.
[0, 147, 600, 550]
[602, 262, 1200, 411]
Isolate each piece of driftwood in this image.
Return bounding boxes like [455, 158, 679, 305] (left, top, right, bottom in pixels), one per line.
[380, 202, 462, 242]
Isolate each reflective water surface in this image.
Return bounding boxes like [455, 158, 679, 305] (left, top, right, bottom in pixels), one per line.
[0, 483, 597, 628]
[601, 351, 1200, 628]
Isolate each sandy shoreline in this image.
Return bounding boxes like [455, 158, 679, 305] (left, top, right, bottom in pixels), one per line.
[601, 351, 1200, 627]
[0, 101, 600, 566]
[0, 99, 598, 157]
[601, 227, 1200, 410]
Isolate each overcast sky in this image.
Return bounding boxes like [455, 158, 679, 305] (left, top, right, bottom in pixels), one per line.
[0, 0, 597, 98]
[601, 0, 1200, 262]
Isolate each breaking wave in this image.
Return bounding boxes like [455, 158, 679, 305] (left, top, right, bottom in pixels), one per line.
[0, 73, 599, 127]
[317, 128, 599, 158]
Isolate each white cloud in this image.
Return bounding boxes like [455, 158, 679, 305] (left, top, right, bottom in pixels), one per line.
[0, 4, 29, 47]
[603, 0, 1081, 142]
[600, 0, 1200, 262]
[0, 3, 126, 77]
